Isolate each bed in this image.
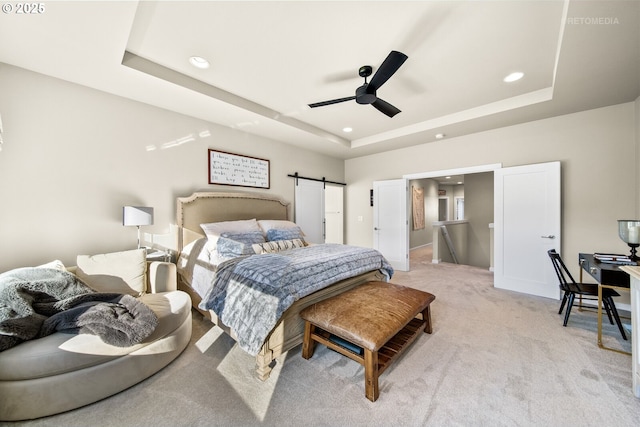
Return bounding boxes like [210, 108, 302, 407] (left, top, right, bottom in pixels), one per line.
[176, 191, 391, 380]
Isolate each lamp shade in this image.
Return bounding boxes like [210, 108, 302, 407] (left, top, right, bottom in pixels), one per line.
[123, 206, 154, 227]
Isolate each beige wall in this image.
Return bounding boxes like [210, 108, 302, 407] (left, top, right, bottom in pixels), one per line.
[636, 96, 640, 215]
[345, 102, 639, 277]
[0, 64, 343, 271]
[464, 172, 493, 268]
[2, 61, 638, 280]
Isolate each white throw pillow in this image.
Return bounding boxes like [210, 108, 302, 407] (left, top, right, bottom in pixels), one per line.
[257, 220, 302, 234]
[76, 248, 147, 296]
[200, 219, 261, 245]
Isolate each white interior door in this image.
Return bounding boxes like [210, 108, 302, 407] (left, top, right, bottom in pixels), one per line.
[294, 179, 325, 244]
[494, 161, 561, 299]
[373, 179, 409, 271]
[324, 185, 344, 244]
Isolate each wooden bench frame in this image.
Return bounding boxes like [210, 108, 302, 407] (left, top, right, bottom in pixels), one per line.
[301, 290, 434, 402]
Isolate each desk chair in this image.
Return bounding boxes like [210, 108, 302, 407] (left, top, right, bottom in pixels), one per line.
[547, 249, 627, 340]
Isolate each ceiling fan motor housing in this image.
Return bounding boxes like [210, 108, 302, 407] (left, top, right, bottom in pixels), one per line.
[356, 84, 377, 104]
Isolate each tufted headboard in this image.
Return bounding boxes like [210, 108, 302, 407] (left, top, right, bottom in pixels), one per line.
[176, 192, 290, 250]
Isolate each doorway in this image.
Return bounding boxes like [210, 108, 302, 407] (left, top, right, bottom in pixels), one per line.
[455, 197, 465, 220]
[438, 197, 449, 221]
[402, 162, 561, 299]
[405, 164, 500, 269]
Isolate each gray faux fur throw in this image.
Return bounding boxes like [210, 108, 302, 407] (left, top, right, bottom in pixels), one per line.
[0, 267, 158, 351]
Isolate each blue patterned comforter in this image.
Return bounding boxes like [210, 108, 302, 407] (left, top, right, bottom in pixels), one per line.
[198, 244, 393, 355]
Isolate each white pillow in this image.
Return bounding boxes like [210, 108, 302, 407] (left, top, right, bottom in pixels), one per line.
[258, 220, 304, 235]
[200, 219, 261, 245]
[76, 248, 147, 296]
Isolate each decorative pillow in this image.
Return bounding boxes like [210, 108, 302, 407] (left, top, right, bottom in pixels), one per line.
[252, 238, 306, 254]
[76, 248, 147, 296]
[215, 231, 265, 258]
[200, 219, 261, 245]
[266, 227, 305, 242]
[217, 237, 256, 258]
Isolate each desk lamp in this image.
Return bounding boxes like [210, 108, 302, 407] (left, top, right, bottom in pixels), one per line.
[123, 206, 154, 249]
[618, 220, 640, 260]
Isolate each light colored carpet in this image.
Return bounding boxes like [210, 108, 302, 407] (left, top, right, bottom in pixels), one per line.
[5, 247, 639, 426]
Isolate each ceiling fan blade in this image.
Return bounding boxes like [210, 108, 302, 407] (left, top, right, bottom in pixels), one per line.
[368, 51, 408, 92]
[308, 96, 356, 108]
[372, 98, 401, 117]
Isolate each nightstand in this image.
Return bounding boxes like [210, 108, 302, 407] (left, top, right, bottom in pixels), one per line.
[145, 248, 173, 263]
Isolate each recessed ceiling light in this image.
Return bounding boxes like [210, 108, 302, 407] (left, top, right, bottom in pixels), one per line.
[189, 56, 210, 69]
[342, 127, 353, 133]
[435, 133, 445, 139]
[504, 72, 524, 83]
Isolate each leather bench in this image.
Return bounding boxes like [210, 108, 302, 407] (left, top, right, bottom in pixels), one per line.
[300, 281, 435, 401]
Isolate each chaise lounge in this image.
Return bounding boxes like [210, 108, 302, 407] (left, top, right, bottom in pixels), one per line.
[0, 248, 192, 421]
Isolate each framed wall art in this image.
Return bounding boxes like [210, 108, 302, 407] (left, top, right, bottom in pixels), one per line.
[208, 149, 270, 189]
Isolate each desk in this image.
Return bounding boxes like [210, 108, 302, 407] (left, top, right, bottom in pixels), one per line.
[619, 266, 640, 398]
[578, 253, 631, 354]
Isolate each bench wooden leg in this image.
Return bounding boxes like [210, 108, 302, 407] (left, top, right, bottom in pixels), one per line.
[422, 306, 433, 334]
[364, 349, 379, 402]
[302, 321, 316, 359]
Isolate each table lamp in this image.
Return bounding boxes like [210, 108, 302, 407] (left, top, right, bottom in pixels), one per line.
[618, 219, 640, 260]
[123, 206, 154, 249]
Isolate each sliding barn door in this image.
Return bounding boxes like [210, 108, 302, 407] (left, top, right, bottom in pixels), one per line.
[294, 179, 325, 244]
[324, 185, 344, 244]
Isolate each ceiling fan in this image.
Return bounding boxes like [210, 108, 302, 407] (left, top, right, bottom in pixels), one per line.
[308, 50, 408, 118]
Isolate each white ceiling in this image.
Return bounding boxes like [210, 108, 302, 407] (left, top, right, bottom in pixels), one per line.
[0, 1, 638, 159]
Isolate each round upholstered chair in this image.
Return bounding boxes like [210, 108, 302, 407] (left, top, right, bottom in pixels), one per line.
[0, 249, 192, 421]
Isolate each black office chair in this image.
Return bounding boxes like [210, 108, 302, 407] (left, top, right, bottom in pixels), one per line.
[547, 249, 627, 340]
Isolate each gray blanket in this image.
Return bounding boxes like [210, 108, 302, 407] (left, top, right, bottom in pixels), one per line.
[199, 243, 393, 355]
[0, 267, 158, 351]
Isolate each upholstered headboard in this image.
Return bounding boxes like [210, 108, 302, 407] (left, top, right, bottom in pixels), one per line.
[176, 192, 290, 250]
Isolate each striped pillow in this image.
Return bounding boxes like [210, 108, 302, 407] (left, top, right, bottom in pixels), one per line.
[252, 238, 306, 254]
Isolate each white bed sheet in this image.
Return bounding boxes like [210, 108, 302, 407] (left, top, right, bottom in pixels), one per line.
[177, 238, 228, 298]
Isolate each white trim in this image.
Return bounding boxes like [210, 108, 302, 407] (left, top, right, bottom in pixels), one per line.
[432, 220, 469, 226]
[403, 163, 502, 180]
[351, 88, 552, 149]
[410, 243, 433, 251]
